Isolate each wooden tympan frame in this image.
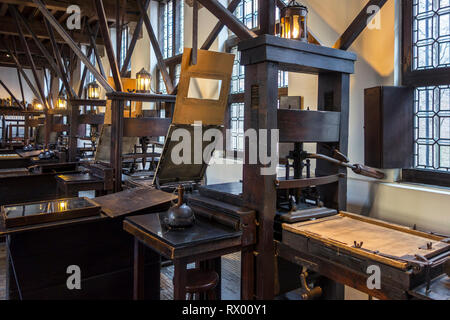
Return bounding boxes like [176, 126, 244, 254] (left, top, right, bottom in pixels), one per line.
[172, 48, 235, 126]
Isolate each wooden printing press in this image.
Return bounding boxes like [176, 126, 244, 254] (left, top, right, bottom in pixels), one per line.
[0, 49, 258, 300]
[190, 35, 450, 300]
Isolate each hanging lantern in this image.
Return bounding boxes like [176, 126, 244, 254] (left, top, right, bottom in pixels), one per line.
[280, 1, 308, 42]
[136, 68, 151, 93]
[32, 98, 43, 111]
[87, 81, 100, 99]
[56, 93, 67, 109]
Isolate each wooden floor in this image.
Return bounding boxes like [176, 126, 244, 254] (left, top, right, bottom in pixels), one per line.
[0, 241, 241, 300]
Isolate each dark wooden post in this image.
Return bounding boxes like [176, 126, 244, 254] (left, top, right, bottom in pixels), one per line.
[259, 0, 276, 35]
[243, 61, 279, 300]
[110, 99, 124, 192]
[68, 103, 79, 162]
[317, 73, 350, 211]
[314, 72, 350, 300]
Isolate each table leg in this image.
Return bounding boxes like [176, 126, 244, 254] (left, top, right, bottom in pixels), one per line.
[173, 259, 187, 300]
[212, 257, 221, 300]
[133, 238, 145, 300]
[241, 247, 254, 300]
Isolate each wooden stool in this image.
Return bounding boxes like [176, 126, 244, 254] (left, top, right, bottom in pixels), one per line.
[184, 269, 219, 300]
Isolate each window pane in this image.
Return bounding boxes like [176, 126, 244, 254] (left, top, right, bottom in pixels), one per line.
[230, 102, 245, 152]
[414, 85, 450, 171]
[412, 0, 450, 70]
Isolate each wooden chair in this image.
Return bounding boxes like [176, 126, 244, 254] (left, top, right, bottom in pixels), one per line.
[183, 269, 219, 300]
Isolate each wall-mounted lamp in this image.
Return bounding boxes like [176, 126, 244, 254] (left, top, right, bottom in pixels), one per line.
[280, 1, 308, 42]
[32, 98, 43, 111]
[86, 81, 100, 100]
[136, 68, 152, 93]
[57, 93, 67, 109]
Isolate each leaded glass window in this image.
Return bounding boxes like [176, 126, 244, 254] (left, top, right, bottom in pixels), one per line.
[412, 0, 450, 70]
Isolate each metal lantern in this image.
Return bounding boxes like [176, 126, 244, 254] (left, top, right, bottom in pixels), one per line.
[57, 93, 67, 109]
[136, 68, 151, 93]
[280, 1, 308, 42]
[32, 98, 43, 111]
[87, 81, 100, 99]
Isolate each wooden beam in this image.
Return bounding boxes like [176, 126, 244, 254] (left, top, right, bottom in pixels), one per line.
[0, 0, 141, 22]
[78, 46, 94, 97]
[259, 0, 276, 35]
[120, 0, 150, 76]
[0, 79, 24, 108]
[197, 0, 256, 41]
[16, 66, 25, 105]
[87, 22, 106, 78]
[0, 16, 102, 45]
[44, 18, 77, 99]
[0, 51, 50, 69]
[11, 5, 61, 78]
[0, 4, 8, 16]
[201, 0, 241, 50]
[0, 37, 72, 58]
[0, 40, 42, 101]
[11, 4, 48, 109]
[32, 0, 113, 92]
[333, 0, 388, 50]
[137, 0, 173, 93]
[94, 0, 122, 91]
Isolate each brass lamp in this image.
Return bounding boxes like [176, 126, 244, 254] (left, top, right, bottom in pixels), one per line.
[87, 81, 100, 99]
[136, 68, 151, 93]
[56, 93, 67, 109]
[280, 1, 308, 42]
[32, 98, 43, 111]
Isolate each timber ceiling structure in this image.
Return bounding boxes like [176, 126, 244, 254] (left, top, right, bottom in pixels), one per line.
[0, 0, 142, 70]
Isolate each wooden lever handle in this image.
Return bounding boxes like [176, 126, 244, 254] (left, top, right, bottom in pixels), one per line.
[352, 164, 385, 179]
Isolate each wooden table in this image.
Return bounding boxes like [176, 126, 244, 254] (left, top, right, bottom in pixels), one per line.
[124, 212, 244, 300]
[1, 188, 176, 299]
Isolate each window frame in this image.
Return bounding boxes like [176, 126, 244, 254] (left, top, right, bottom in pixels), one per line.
[401, 0, 450, 188]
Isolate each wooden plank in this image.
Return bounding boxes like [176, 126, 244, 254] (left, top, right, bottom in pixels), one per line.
[333, 0, 388, 50]
[275, 174, 341, 190]
[239, 35, 356, 74]
[278, 110, 340, 142]
[90, 187, 176, 218]
[123, 117, 171, 137]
